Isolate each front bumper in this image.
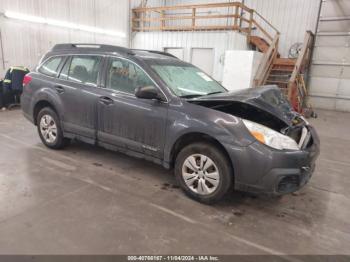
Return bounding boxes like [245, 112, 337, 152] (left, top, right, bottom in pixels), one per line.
[225, 124, 320, 195]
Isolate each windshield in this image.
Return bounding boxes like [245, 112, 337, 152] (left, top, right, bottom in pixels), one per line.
[151, 63, 226, 98]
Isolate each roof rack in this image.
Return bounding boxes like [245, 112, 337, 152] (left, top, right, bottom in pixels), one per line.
[131, 49, 178, 59]
[51, 43, 134, 55]
[50, 44, 178, 59]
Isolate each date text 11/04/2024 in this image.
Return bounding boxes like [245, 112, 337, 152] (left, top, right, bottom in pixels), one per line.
[127, 255, 219, 261]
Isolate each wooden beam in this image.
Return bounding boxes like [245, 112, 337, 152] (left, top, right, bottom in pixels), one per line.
[248, 10, 253, 39]
[252, 10, 279, 34]
[234, 5, 239, 28]
[132, 14, 249, 22]
[133, 2, 251, 13]
[133, 25, 243, 32]
[252, 19, 273, 41]
[254, 34, 279, 87]
[192, 8, 196, 29]
[161, 10, 165, 30]
[288, 31, 313, 99]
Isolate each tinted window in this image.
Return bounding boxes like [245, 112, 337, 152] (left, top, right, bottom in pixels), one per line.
[38, 56, 63, 77]
[106, 57, 154, 94]
[64, 56, 101, 85]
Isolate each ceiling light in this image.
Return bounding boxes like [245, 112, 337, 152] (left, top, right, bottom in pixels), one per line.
[4, 11, 126, 38]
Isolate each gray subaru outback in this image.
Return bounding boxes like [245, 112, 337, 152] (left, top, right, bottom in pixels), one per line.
[21, 44, 320, 204]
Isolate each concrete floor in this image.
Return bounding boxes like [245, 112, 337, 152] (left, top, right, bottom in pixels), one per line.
[0, 109, 349, 255]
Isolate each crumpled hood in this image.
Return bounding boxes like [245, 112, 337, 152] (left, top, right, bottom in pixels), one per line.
[187, 85, 299, 126]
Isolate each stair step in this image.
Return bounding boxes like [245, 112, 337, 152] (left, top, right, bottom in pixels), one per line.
[272, 65, 295, 71]
[269, 74, 291, 77]
[268, 78, 290, 82]
[274, 58, 297, 65]
[271, 68, 294, 72]
[274, 58, 296, 66]
[249, 36, 270, 53]
[249, 36, 281, 57]
[266, 80, 289, 84]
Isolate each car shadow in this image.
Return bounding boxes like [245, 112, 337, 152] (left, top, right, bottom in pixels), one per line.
[37, 139, 320, 210]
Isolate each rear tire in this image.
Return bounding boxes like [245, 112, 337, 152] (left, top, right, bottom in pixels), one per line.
[37, 107, 70, 149]
[175, 142, 233, 204]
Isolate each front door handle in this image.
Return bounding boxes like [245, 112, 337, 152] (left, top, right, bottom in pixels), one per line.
[54, 85, 65, 94]
[99, 96, 114, 105]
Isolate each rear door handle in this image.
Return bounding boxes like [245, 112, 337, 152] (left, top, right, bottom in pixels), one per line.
[99, 96, 114, 105]
[54, 85, 65, 94]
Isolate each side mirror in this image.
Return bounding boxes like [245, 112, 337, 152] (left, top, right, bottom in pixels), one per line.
[135, 85, 164, 101]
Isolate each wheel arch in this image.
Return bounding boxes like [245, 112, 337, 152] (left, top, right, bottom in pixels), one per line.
[33, 100, 58, 125]
[169, 132, 234, 176]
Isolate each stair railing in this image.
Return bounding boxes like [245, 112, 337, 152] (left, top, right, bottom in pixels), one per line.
[287, 31, 314, 101]
[253, 33, 279, 87]
[249, 9, 280, 87]
[132, 2, 253, 32]
[248, 9, 279, 43]
[132, 2, 279, 40]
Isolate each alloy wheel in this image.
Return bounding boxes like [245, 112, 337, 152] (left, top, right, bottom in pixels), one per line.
[39, 114, 57, 143]
[181, 154, 220, 195]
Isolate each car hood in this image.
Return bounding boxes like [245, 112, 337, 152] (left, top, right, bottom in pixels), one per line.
[187, 85, 299, 127]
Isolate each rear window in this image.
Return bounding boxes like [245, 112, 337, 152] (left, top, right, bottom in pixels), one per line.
[38, 56, 63, 77]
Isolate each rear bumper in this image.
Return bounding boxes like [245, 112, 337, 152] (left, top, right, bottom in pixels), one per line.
[20, 93, 35, 124]
[225, 124, 320, 195]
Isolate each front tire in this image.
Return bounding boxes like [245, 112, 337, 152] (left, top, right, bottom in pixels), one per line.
[175, 142, 233, 204]
[37, 107, 70, 149]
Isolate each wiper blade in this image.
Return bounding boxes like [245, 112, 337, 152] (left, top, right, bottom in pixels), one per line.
[205, 91, 224, 96]
[180, 91, 224, 98]
[180, 94, 203, 98]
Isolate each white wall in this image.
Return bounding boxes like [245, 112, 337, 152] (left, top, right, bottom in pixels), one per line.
[132, 31, 248, 81]
[0, 0, 129, 76]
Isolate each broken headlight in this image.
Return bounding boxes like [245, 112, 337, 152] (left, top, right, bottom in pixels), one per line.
[242, 119, 299, 150]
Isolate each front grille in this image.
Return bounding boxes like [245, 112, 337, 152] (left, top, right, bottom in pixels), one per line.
[277, 175, 300, 193]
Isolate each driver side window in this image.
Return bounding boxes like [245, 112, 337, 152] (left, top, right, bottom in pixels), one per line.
[106, 57, 154, 94]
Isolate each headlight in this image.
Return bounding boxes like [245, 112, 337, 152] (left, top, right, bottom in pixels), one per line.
[242, 119, 299, 150]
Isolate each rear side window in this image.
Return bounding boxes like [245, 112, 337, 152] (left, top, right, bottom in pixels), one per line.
[38, 56, 63, 77]
[59, 55, 101, 86]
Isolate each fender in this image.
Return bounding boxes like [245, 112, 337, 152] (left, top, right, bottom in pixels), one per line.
[163, 102, 253, 165]
[30, 86, 64, 124]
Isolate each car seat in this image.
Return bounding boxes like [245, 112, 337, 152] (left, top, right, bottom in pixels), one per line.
[71, 65, 89, 83]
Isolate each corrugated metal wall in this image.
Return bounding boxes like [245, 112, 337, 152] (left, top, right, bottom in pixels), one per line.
[131, 0, 321, 57]
[244, 0, 321, 57]
[0, 0, 129, 76]
[309, 0, 350, 111]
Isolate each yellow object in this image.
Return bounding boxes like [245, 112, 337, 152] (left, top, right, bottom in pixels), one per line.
[10, 66, 29, 73]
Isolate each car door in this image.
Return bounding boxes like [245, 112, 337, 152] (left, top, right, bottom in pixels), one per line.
[56, 55, 104, 140]
[97, 56, 168, 159]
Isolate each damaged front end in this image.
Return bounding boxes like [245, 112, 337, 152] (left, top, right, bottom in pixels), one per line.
[187, 85, 312, 150]
[187, 85, 320, 194]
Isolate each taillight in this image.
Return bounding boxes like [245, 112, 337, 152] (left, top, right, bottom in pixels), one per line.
[23, 75, 32, 86]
